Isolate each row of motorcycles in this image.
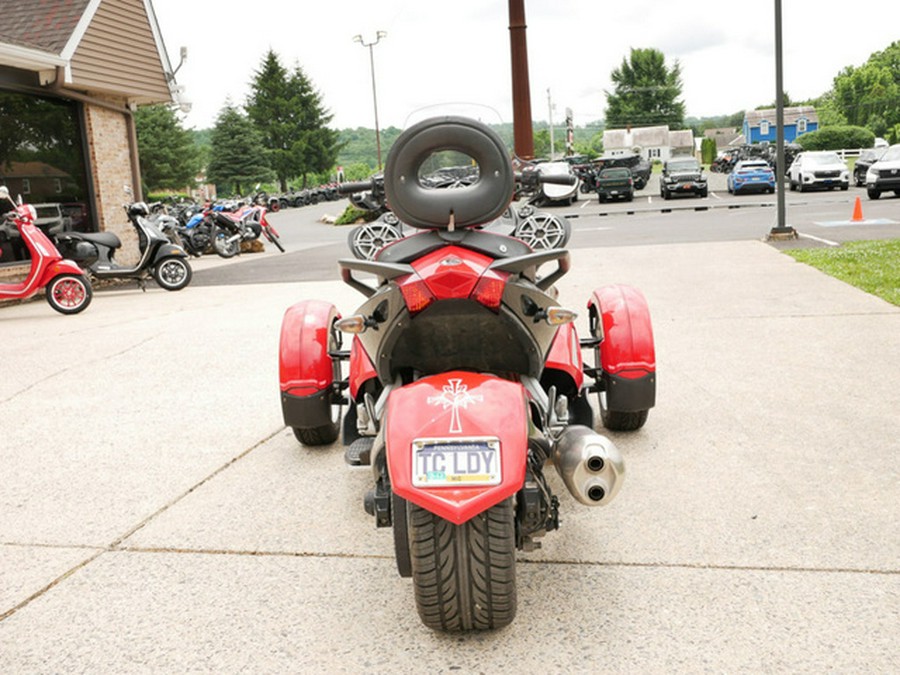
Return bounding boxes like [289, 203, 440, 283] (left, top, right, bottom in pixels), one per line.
[277, 114, 657, 632]
[159, 195, 285, 259]
[0, 185, 285, 315]
[710, 142, 803, 174]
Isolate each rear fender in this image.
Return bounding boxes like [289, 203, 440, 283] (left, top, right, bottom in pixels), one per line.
[386, 371, 528, 525]
[588, 284, 656, 412]
[349, 337, 378, 401]
[279, 300, 340, 428]
[542, 321, 584, 393]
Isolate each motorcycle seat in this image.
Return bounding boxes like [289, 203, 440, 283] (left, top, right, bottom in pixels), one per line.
[213, 212, 240, 226]
[59, 231, 121, 249]
[376, 228, 532, 265]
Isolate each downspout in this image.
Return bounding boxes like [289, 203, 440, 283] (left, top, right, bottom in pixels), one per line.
[47, 66, 143, 201]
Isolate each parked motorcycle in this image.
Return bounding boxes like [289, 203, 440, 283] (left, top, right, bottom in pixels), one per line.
[210, 201, 284, 257]
[0, 186, 92, 314]
[278, 116, 656, 631]
[55, 201, 192, 291]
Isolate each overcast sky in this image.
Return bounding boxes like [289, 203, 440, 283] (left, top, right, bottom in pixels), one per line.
[151, 0, 898, 132]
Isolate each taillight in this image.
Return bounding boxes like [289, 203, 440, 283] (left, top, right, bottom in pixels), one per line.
[398, 276, 436, 315]
[470, 270, 509, 311]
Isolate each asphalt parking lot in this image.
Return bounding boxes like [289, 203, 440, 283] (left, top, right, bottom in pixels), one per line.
[1, 187, 899, 672]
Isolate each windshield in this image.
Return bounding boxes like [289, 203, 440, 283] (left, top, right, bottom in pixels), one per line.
[667, 159, 699, 171]
[808, 152, 842, 165]
[880, 145, 900, 162]
[739, 162, 769, 170]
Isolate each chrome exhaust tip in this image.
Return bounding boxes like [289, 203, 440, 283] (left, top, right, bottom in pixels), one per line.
[551, 425, 624, 506]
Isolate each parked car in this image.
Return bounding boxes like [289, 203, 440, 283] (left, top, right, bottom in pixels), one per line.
[864, 143, 900, 200]
[595, 154, 651, 189]
[727, 160, 776, 195]
[595, 167, 634, 202]
[787, 151, 849, 192]
[660, 157, 707, 199]
[854, 147, 888, 186]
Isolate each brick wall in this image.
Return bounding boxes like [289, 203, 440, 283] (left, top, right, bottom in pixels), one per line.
[83, 103, 140, 266]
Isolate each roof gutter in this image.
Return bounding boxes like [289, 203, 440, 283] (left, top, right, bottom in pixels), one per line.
[45, 65, 143, 202]
[0, 42, 66, 84]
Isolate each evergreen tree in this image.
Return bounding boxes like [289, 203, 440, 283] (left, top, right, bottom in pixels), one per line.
[206, 102, 273, 196]
[604, 48, 685, 130]
[134, 104, 200, 193]
[246, 50, 340, 191]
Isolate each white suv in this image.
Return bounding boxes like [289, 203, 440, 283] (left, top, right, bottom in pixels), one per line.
[788, 151, 850, 192]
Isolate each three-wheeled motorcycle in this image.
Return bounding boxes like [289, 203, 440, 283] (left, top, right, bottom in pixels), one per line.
[278, 116, 656, 631]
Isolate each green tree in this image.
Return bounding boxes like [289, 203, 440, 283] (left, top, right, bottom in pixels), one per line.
[246, 50, 340, 190]
[134, 104, 200, 193]
[830, 41, 900, 137]
[206, 102, 273, 196]
[605, 48, 685, 129]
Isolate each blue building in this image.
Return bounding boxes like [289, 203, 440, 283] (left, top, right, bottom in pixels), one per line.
[743, 106, 818, 144]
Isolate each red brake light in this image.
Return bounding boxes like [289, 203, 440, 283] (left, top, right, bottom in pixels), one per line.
[398, 276, 436, 315]
[470, 270, 509, 311]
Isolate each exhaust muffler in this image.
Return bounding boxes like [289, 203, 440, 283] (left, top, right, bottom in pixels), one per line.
[551, 426, 624, 506]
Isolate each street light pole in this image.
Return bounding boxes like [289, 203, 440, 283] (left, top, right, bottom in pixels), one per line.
[354, 31, 387, 171]
[769, 0, 797, 239]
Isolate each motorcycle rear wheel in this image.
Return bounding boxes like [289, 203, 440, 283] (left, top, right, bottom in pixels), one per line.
[213, 229, 240, 258]
[154, 256, 192, 291]
[407, 498, 516, 631]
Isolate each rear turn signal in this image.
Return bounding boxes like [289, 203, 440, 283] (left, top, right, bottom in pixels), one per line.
[336, 315, 369, 334]
[545, 307, 578, 326]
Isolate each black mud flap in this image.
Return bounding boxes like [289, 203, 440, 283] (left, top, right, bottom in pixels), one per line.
[602, 371, 656, 412]
[281, 389, 333, 429]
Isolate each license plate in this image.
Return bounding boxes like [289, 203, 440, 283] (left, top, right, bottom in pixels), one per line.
[682, 182, 692, 189]
[412, 437, 501, 487]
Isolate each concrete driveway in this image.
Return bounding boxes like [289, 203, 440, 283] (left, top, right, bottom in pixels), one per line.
[1, 240, 898, 672]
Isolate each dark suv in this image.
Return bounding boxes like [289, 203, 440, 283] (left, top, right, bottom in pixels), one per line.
[854, 147, 887, 186]
[660, 157, 707, 199]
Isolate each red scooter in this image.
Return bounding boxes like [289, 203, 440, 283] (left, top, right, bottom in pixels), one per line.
[278, 117, 656, 631]
[0, 186, 92, 314]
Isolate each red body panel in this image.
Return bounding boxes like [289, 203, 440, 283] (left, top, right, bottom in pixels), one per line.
[386, 371, 528, 525]
[589, 284, 655, 378]
[279, 300, 339, 397]
[543, 321, 584, 389]
[348, 337, 378, 400]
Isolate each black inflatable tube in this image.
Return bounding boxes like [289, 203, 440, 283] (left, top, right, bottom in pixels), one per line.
[383, 116, 515, 230]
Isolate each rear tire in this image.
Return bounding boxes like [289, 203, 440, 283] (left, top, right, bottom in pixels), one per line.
[408, 498, 516, 631]
[292, 423, 339, 446]
[213, 229, 239, 258]
[153, 256, 192, 291]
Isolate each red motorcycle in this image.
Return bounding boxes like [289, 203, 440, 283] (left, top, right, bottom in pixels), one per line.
[0, 186, 92, 314]
[278, 117, 655, 631]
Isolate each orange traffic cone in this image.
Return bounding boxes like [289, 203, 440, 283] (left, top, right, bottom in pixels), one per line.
[851, 196, 864, 222]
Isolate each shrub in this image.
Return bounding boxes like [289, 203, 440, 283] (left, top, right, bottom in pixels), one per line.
[701, 137, 717, 165]
[335, 204, 380, 226]
[796, 126, 876, 150]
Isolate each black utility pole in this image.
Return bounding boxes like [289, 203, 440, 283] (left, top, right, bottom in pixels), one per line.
[769, 0, 797, 239]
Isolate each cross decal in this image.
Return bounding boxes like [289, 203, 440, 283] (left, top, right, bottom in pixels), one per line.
[427, 378, 483, 434]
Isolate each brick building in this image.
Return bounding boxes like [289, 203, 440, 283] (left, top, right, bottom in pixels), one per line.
[0, 0, 181, 274]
